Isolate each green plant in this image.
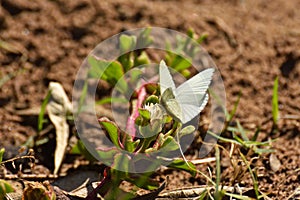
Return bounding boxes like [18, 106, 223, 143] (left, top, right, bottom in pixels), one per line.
[165, 28, 208, 77]
[0, 148, 4, 163]
[83, 73, 199, 199]
[71, 29, 213, 199]
[272, 76, 279, 133]
[209, 89, 273, 155]
[209, 121, 273, 155]
[0, 148, 15, 199]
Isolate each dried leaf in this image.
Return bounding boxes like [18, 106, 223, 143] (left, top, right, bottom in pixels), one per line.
[47, 82, 72, 175]
[269, 153, 281, 172]
[22, 181, 56, 200]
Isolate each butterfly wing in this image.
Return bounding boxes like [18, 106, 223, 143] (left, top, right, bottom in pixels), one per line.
[175, 68, 214, 123]
[159, 60, 176, 95]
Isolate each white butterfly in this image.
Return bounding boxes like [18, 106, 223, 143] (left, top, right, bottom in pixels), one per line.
[159, 60, 214, 124]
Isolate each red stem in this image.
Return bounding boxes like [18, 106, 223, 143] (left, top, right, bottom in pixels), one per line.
[126, 84, 147, 138]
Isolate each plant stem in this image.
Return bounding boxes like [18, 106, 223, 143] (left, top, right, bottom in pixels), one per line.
[126, 83, 147, 138]
[86, 168, 112, 200]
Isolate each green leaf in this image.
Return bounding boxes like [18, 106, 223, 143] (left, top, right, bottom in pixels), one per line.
[136, 27, 153, 48]
[118, 34, 137, 70]
[0, 148, 4, 163]
[135, 51, 150, 65]
[112, 153, 131, 178]
[171, 56, 191, 71]
[145, 95, 159, 105]
[138, 108, 151, 121]
[119, 35, 136, 53]
[0, 179, 14, 199]
[126, 174, 159, 190]
[124, 136, 140, 153]
[88, 56, 127, 92]
[160, 136, 179, 151]
[71, 140, 97, 161]
[118, 53, 134, 72]
[38, 90, 51, 132]
[181, 69, 191, 78]
[197, 33, 208, 44]
[272, 76, 279, 124]
[167, 159, 197, 176]
[99, 118, 121, 149]
[139, 119, 162, 139]
[96, 97, 127, 105]
[88, 56, 107, 79]
[105, 62, 127, 92]
[97, 148, 119, 165]
[179, 125, 195, 137]
[129, 68, 142, 84]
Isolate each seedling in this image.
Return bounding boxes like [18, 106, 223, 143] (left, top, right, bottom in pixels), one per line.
[69, 29, 215, 199]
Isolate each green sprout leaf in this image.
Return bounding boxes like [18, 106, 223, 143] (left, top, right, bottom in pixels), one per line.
[124, 137, 140, 153]
[99, 118, 122, 149]
[96, 97, 128, 105]
[171, 56, 192, 72]
[135, 51, 151, 66]
[136, 27, 153, 48]
[138, 108, 151, 121]
[145, 95, 159, 106]
[88, 56, 127, 92]
[179, 125, 195, 137]
[0, 179, 14, 199]
[119, 35, 137, 53]
[38, 90, 52, 133]
[167, 159, 197, 177]
[71, 140, 97, 161]
[160, 136, 179, 151]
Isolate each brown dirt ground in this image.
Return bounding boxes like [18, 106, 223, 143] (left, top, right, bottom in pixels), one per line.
[0, 0, 299, 199]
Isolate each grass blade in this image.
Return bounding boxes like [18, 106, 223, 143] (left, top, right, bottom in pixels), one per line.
[38, 90, 52, 132]
[228, 91, 242, 122]
[239, 152, 260, 199]
[272, 76, 279, 125]
[0, 148, 4, 163]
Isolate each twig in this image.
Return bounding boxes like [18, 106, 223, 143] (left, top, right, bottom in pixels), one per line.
[0, 155, 35, 165]
[156, 185, 252, 199]
[190, 157, 216, 165]
[3, 174, 58, 180]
